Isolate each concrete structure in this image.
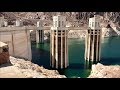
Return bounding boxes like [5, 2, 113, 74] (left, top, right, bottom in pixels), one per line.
[0, 17, 5, 27]
[15, 19, 23, 26]
[0, 41, 9, 65]
[36, 21, 44, 43]
[0, 26, 34, 60]
[85, 15, 102, 64]
[4, 20, 8, 27]
[50, 15, 69, 69]
[0, 16, 8, 27]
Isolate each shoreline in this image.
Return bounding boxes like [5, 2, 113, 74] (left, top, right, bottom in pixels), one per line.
[0, 56, 66, 78]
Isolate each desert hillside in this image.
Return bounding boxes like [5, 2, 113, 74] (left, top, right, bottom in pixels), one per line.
[0, 12, 120, 27]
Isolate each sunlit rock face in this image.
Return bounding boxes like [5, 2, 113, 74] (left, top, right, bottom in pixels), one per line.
[88, 63, 120, 78]
[102, 27, 118, 38]
[0, 56, 66, 78]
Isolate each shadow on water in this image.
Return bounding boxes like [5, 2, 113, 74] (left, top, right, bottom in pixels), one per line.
[69, 63, 85, 69]
[58, 62, 92, 78]
[101, 37, 120, 66]
[101, 57, 120, 65]
[31, 42, 50, 69]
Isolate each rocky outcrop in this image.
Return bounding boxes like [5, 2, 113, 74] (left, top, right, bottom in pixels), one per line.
[0, 41, 9, 65]
[88, 63, 120, 78]
[0, 56, 66, 78]
[102, 27, 118, 38]
[68, 30, 87, 39]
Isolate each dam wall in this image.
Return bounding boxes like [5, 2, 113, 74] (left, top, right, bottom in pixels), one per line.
[0, 27, 32, 60]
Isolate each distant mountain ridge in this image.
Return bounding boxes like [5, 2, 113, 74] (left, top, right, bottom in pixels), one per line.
[0, 12, 120, 27]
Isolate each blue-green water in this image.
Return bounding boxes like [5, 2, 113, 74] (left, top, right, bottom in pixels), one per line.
[101, 37, 120, 65]
[31, 37, 120, 78]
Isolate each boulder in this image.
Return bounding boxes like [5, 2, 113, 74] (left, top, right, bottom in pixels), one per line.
[0, 41, 9, 65]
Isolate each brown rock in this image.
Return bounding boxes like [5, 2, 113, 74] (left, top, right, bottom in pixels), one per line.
[88, 63, 120, 78]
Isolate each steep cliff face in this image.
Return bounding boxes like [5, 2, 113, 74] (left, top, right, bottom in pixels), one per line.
[0, 12, 120, 27]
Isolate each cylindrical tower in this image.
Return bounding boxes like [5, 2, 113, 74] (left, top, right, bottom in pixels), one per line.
[15, 19, 23, 26]
[0, 17, 4, 27]
[50, 15, 69, 69]
[4, 20, 8, 27]
[36, 20, 44, 43]
[85, 15, 102, 65]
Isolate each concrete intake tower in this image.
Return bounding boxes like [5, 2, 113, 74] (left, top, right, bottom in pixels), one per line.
[85, 15, 102, 66]
[50, 15, 69, 69]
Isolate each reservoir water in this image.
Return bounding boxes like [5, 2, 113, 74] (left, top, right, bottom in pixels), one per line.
[31, 37, 120, 78]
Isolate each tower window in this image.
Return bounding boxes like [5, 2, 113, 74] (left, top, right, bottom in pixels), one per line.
[62, 21, 64, 27]
[89, 22, 91, 27]
[59, 21, 60, 27]
[90, 22, 92, 27]
[92, 22, 94, 27]
[55, 21, 57, 27]
[58, 30, 61, 32]
[98, 23, 100, 27]
[95, 22, 97, 27]
[88, 29, 90, 33]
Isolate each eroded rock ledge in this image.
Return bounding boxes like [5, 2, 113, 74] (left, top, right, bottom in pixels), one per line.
[88, 63, 120, 78]
[0, 56, 66, 78]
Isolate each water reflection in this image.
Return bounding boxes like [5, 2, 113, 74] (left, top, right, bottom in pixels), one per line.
[31, 43, 50, 69]
[84, 60, 92, 69]
[84, 60, 100, 69]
